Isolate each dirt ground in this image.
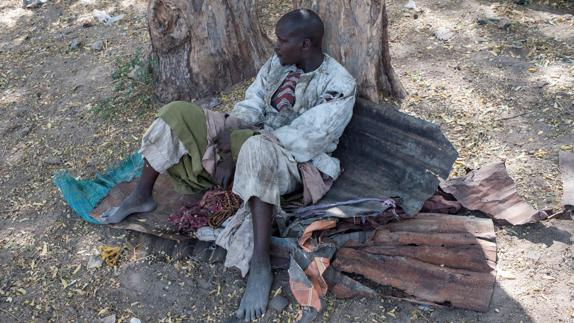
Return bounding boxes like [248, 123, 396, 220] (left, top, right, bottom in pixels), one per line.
[1, 0, 573, 322]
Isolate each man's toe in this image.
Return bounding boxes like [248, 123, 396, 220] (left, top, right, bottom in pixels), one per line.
[235, 307, 245, 319]
[246, 309, 254, 322]
[101, 207, 118, 219]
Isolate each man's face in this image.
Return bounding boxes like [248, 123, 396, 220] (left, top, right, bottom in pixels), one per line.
[274, 23, 304, 66]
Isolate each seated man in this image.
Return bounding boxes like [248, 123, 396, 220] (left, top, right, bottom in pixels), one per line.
[100, 8, 356, 321]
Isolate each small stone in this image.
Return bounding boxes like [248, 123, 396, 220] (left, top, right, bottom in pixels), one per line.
[87, 255, 103, 269]
[129, 318, 141, 323]
[197, 278, 212, 291]
[268, 295, 289, 312]
[192, 240, 213, 262]
[90, 40, 104, 51]
[127, 65, 142, 80]
[42, 157, 63, 165]
[17, 126, 31, 138]
[101, 314, 116, 323]
[404, 0, 416, 10]
[435, 27, 454, 41]
[298, 308, 318, 323]
[23, 0, 44, 9]
[69, 38, 81, 50]
[477, 18, 493, 26]
[208, 246, 227, 264]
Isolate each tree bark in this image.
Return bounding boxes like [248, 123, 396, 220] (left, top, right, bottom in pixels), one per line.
[148, 0, 272, 103]
[293, 0, 406, 101]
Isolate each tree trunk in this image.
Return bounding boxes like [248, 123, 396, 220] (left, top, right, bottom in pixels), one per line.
[293, 0, 406, 101]
[148, 0, 272, 103]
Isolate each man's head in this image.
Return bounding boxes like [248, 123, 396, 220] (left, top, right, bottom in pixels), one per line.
[274, 9, 324, 66]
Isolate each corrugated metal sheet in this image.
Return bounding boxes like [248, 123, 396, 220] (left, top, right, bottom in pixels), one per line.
[441, 162, 548, 225]
[323, 98, 458, 215]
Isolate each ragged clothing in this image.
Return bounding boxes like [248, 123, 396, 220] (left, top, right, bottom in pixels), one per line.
[140, 53, 356, 276]
[230, 54, 357, 180]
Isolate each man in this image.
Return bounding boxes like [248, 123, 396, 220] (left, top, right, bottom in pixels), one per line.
[101, 9, 356, 321]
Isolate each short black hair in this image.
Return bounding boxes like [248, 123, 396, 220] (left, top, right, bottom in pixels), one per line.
[277, 9, 324, 49]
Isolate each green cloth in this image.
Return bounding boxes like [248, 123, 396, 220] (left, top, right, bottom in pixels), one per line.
[231, 129, 256, 161]
[159, 101, 214, 194]
[158, 101, 255, 194]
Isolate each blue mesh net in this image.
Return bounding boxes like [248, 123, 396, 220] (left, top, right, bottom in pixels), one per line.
[52, 153, 143, 224]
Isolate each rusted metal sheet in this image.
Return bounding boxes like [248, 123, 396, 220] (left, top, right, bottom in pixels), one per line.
[333, 248, 495, 312]
[323, 267, 377, 299]
[560, 152, 574, 209]
[385, 213, 496, 240]
[367, 229, 492, 247]
[323, 98, 458, 215]
[441, 162, 548, 225]
[334, 213, 497, 312]
[359, 244, 495, 272]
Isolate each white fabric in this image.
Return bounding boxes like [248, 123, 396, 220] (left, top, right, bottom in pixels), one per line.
[139, 118, 188, 173]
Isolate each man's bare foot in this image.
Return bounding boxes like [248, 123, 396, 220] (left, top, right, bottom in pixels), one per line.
[99, 191, 156, 224]
[235, 258, 272, 322]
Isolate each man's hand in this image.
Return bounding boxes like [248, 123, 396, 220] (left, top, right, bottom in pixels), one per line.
[224, 115, 261, 131]
[216, 129, 232, 153]
[214, 151, 235, 189]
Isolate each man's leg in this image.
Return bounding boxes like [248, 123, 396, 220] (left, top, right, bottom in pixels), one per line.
[236, 197, 274, 321]
[100, 106, 195, 224]
[100, 159, 159, 224]
[232, 135, 301, 321]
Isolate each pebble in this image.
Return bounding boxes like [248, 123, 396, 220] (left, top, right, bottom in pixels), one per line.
[208, 246, 227, 264]
[297, 308, 318, 323]
[268, 295, 289, 312]
[87, 255, 103, 269]
[42, 157, 63, 165]
[90, 40, 104, 51]
[101, 314, 116, 323]
[127, 65, 142, 80]
[404, 0, 416, 10]
[476, 16, 511, 29]
[129, 319, 141, 323]
[23, 0, 44, 9]
[69, 38, 81, 50]
[197, 278, 212, 290]
[17, 126, 32, 138]
[477, 17, 498, 26]
[435, 27, 454, 41]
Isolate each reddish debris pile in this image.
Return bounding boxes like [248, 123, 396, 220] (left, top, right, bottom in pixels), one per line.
[169, 189, 242, 232]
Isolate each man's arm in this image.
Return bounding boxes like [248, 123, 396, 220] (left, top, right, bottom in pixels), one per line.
[228, 56, 275, 126]
[213, 57, 275, 188]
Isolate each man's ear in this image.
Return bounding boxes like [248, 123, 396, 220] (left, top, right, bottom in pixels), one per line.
[302, 38, 312, 50]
